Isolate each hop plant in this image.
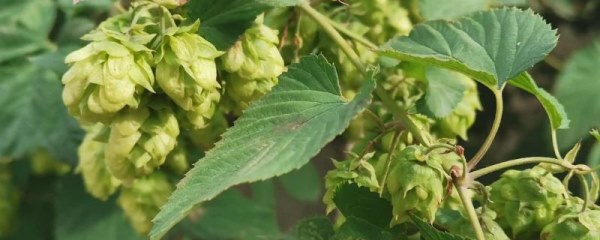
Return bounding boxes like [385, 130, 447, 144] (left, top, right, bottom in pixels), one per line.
[118, 172, 173, 235]
[386, 145, 446, 225]
[323, 152, 380, 213]
[155, 20, 223, 129]
[78, 124, 121, 200]
[349, 0, 413, 43]
[164, 143, 189, 176]
[434, 77, 482, 140]
[105, 104, 179, 181]
[0, 163, 18, 237]
[540, 203, 600, 240]
[147, 0, 187, 8]
[62, 4, 157, 124]
[488, 166, 566, 239]
[443, 210, 510, 240]
[221, 15, 285, 113]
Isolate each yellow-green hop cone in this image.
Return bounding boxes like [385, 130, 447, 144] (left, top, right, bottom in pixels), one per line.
[323, 153, 380, 214]
[105, 105, 179, 181]
[187, 110, 228, 151]
[434, 77, 482, 140]
[30, 149, 70, 176]
[386, 145, 446, 225]
[146, 0, 187, 8]
[349, 0, 412, 43]
[78, 124, 121, 200]
[221, 15, 284, 113]
[540, 202, 600, 240]
[489, 167, 566, 239]
[165, 143, 189, 176]
[0, 163, 19, 237]
[118, 172, 173, 235]
[62, 40, 154, 124]
[156, 21, 222, 129]
[443, 210, 510, 240]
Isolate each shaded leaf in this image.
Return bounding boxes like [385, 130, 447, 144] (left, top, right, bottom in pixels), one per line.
[418, 0, 487, 21]
[0, 62, 83, 164]
[332, 217, 392, 240]
[181, 181, 280, 240]
[380, 8, 557, 89]
[285, 216, 334, 240]
[410, 213, 470, 240]
[279, 162, 322, 203]
[555, 41, 600, 148]
[418, 67, 466, 118]
[150, 55, 375, 239]
[333, 183, 393, 229]
[54, 176, 141, 240]
[508, 72, 569, 129]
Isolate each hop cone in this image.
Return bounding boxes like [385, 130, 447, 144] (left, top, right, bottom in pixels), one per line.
[164, 143, 189, 176]
[0, 164, 18, 237]
[434, 77, 482, 140]
[540, 202, 600, 240]
[155, 20, 222, 129]
[30, 149, 70, 176]
[118, 172, 173, 235]
[105, 104, 179, 181]
[443, 210, 510, 240]
[221, 15, 284, 113]
[386, 145, 446, 225]
[323, 152, 380, 214]
[349, 0, 412, 43]
[489, 167, 566, 239]
[78, 124, 121, 200]
[147, 0, 187, 8]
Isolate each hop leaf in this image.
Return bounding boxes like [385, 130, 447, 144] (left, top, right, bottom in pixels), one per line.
[78, 124, 122, 200]
[118, 172, 174, 235]
[489, 167, 566, 239]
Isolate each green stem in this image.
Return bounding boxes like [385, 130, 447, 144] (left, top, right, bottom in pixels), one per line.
[470, 157, 573, 180]
[454, 180, 485, 240]
[577, 174, 590, 212]
[551, 130, 563, 160]
[468, 88, 503, 170]
[327, 18, 378, 49]
[298, 2, 431, 146]
[425, 143, 455, 154]
[379, 129, 402, 196]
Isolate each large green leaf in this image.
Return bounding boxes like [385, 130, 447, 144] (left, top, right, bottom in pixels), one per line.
[332, 184, 393, 229]
[379, 8, 557, 89]
[0, 62, 83, 164]
[186, 0, 267, 50]
[418, 67, 467, 118]
[54, 176, 141, 240]
[279, 162, 322, 203]
[410, 213, 470, 240]
[181, 181, 280, 240]
[418, 0, 487, 21]
[555, 41, 600, 148]
[150, 55, 376, 239]
[0, 0, 56, 35]
[508, 72, 569, 129]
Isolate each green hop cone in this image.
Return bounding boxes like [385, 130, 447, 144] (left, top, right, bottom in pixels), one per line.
[540, 200, 600, 240]
[156, 20, 222, 129]
[443, 209, 510, 240]
[489, 166, 566, 239]
[146, 0, 187, 8]
[386, 145, 446, 225]
[323, 152, 380, 214]
[78, 124, 121, 200]
[118, 172, 173, 235]
[164, 143, 189, 176]
[0, 163, 19, 237]
[434, 77, 481, 140]
[105, 104, 179, 181]
[187, 110, 228, 151]
[30, 149, 70, 176]
[221, 15, 284, 113]
[349, 0, 412, 44]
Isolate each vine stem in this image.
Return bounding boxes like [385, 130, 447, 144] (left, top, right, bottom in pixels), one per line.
[467, 87, 503, 170]
[577, 174, 590, 212]
[297, 2, 431, 146]
[470, 157, 573, 180]
[551, 130, 563, 160]
[454, 179, 485, 240]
